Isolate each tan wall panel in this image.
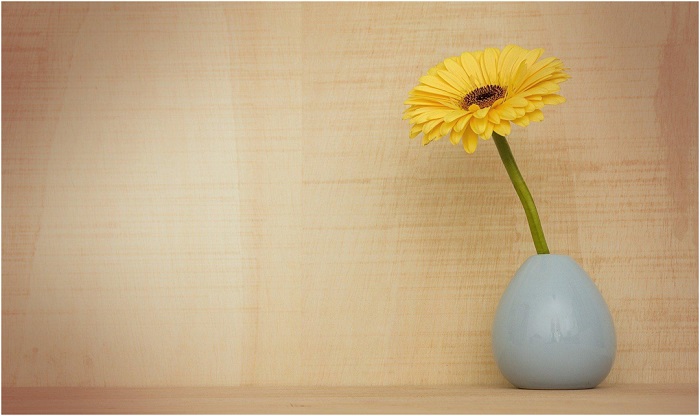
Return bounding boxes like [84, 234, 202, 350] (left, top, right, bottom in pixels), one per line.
[3, 2, 697, 386]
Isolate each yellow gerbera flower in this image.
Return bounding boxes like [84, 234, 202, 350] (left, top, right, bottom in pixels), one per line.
[403, 45, 569, 153]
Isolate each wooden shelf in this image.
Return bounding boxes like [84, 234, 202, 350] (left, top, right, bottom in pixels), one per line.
[3, 384, 697, 414]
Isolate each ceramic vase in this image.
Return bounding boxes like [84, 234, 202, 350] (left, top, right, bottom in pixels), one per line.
[492, 254, 616, 389]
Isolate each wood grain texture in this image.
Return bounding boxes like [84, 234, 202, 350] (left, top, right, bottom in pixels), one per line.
[3, 385, 698, 414]
[3, 2, 697, 387]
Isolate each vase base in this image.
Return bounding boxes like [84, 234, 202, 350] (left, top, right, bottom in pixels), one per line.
[512, 384, 598, 390]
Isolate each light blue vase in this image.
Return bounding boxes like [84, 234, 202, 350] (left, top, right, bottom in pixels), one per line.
[492, 254, 616, 389]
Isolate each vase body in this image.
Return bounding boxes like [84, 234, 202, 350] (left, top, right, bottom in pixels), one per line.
[492, 254, 616, 389]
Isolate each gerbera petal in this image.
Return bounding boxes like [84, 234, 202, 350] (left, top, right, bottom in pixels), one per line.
[422, 118, 443, 134]
[499, 45, 527, 86]
[409, 124, 423, 138]
[437, 69, 469, 93]
[483, 122, 495, 141]
[445, 109, 469, 123]
[404, 106, 444, 117]
[479, 48, 497, 85]
[497, 44, 516, 80]
[454, 114, 472, 132]
[512, 115, 530, 127]
[547, 74, 571, 84]
[404, 98, 450, 106]
[505, 96, 528, 108]
[519, 59, 562, 92]
[470, 116, 488, 135]
[496, 106, 518, 121]
[487, 109, 500, 124]
[426, 62, 447, 77]
[528, 109, 544, 122]
[440, 118, 459, 136]
[419, 75, 463, 96]
[542, 94, 566, 105]
[493, 120, 512, 136]
[449, 127, 463, 145]
[423, 121, 444, 144]
[523, 48, 544, 67]
[516, 81, 561, 97]
[525, 56, 558, 76]
[462, 128, 478, 153]
[443, 58, 474, 90]
[509, 60, 530, 95]
[460, 51, 485, 87]
[412, 109, 450, 124]
[414, 85, 462, 99]
[472, 106, 490, 119]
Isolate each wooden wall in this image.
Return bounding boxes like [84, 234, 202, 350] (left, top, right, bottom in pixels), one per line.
[3, 2, 697, 387]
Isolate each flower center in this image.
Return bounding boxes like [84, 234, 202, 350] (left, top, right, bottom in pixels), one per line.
[460, 85, 506, 110]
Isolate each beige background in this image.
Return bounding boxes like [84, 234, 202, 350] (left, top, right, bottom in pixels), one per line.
[3, 2, 697, 387]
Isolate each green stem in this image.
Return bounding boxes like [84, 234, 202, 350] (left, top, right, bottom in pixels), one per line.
[492, 132, 550, 255]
